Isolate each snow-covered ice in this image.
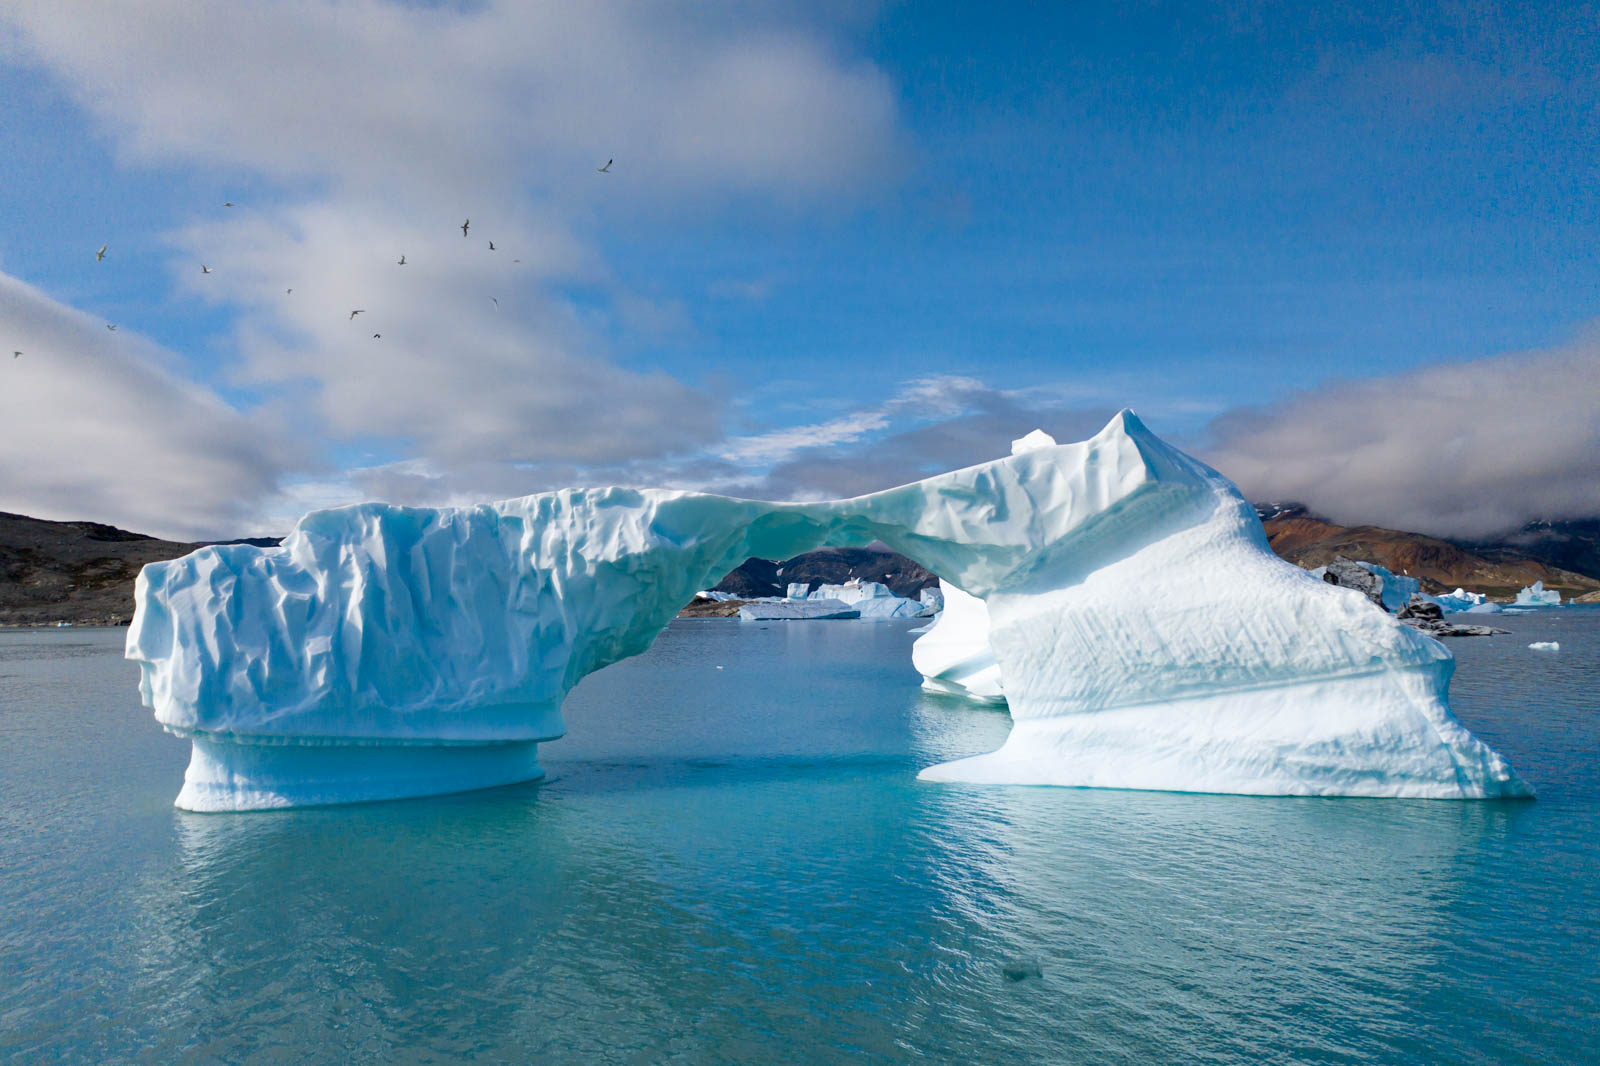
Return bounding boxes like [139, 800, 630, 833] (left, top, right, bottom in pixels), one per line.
[805, 580, 931, 619]
[1514, 581, 1561, 607]
[1427, 587, 1487, 612]
[695, 590, 741, 602]
[738, 599, 859, 621]
[785, 582, 810, 600]
[911, 581, 1006, 703]
[1528, 641, 1560, 652]
[127, 410, 1530, 810]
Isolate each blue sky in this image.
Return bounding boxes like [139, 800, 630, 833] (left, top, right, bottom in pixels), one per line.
[1, 1, 1596, 539]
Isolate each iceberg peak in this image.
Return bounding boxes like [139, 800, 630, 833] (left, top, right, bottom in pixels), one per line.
[127, 412, 1530, 810]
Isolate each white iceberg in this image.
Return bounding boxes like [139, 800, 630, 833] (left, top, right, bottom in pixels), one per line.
[127, 411, 1530, 810]
[910, 581, 1006, 704]
[739, 599, 858, 621]
[1426, 587, 1487, 612]
[1514, 581, 1561, 607]
[694, 590, 741, 602]
[806, 579, 930, 619]
[919, 586, 945, 611]
[1528, 641, 1559, 652]
[785, 582, 810, 600]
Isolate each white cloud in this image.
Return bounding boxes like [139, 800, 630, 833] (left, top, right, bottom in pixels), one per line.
[1199, 332, 1600, 537]
[0, 0, 910, 524]
[0, 272, 292, 540]
[2, 1, 905, 200]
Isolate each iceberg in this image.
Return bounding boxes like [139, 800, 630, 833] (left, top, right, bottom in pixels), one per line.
[910, 581, 1006, 703]
[1528, 641, 1559, 652]
[919, 586, 944, 612]
[1427, 587, 1487, 612]
[738, 599, 859, 621]
[1309, 560, 1420, 613]
[127, 410, 1530, 810]
[785, 582, 811, 600]
[1513, 581, 1561, 607]
[805, 579, 931, 619]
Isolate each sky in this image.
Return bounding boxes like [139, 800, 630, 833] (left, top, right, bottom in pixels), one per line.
[1, 0, 1596, 541]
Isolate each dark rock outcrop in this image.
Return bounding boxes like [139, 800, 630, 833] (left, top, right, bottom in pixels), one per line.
[1397, 595, 1507, 638]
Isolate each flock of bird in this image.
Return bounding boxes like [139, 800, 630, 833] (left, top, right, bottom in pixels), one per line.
[11, 159, 617, 359]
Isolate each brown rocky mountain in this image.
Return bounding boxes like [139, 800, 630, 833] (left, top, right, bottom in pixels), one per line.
[0, 512, 278, 626]
[1257, 506, 1600, 600]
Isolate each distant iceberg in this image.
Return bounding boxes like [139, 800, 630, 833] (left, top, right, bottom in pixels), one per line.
[806, 580, 930, 619]
[1514, 581, 1561, 607]
[1528, 641, 1560, 652]
[1309, 560, 1420, 613]
[1427, 587, 1487, 612]
[739, 599, 858, 621]
[127, 411, 1530, 810]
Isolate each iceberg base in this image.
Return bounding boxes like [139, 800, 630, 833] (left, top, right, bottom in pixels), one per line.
[174, 734, 548, 812]
[917, 670, 1532, 799]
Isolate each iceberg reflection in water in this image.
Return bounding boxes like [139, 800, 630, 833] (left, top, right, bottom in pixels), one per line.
[5, 621, 1595, 1063]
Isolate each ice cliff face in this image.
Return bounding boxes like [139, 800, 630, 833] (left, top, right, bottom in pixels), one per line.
[127, 411, 1531, 810]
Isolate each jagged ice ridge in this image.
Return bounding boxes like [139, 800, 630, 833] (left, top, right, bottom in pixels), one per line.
[126, 412, 1531, 810]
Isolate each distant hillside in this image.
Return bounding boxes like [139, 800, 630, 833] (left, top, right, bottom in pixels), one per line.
[711, 546, 939, 600]
[0, 513, 281, 626]
[1455, 518, 1600, 585]
[1256, 505, 1600, 600]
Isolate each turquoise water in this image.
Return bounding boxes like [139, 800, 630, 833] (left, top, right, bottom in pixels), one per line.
[2, 613, 1597, 1064]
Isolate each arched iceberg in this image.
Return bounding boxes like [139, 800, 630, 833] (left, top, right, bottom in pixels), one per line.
[126, 411, 1530, 810]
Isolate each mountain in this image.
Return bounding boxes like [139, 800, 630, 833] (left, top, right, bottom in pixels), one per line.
[1255, 505, 1600, 599]
[0, 513, 281, 626]
[710, 546, 939, 600]
[1455, 518, 1600, 585]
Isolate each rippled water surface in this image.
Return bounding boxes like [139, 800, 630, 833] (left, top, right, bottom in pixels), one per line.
[2, 612, 1597, 1063]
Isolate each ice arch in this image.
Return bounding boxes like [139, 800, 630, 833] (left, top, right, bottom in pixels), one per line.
[126, 411, 1530, 810]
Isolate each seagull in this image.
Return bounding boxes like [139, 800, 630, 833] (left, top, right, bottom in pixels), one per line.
[349, 309, 365, 320]
[201, 264, 212, 274]
[488, 240, 495, 251]
[372, 333, 381, 339]
[12, 351, 20, 359]
[106, 324, 117, 332]
[397, 254, 406, 265]
[461, 219, 470, 237]
[96, 244, 107, 262]
[598, 159, 613, 173]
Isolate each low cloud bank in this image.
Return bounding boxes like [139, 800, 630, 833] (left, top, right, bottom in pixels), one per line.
[1198, 334, 1600, 538]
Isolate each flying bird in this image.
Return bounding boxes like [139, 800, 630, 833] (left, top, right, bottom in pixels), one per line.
[488, 241, 495, 251]
[512, 258, 521, 263]
[12, 351, 20, 359]
[106, 324, 117, 332]
[286, 288, 293, 294]
[224, 201, 235, 207]
[490, 297, 498, 309]
[349, 309, 365, 320]
[96, 244, 107, 262]
[397, 254, 406, 265]
[201, 264, 212, 274]
[461, 219, 470, 237]
[372, 333, 381, 339]
[598, 159, 613, 173]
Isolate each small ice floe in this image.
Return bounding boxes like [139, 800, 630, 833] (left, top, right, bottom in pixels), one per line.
[1528, 642, 1560, 652]
[1001, 959, 1043, 982]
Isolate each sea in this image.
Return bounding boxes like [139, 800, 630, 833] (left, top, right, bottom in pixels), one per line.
[2, 610, 1596, 1064]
